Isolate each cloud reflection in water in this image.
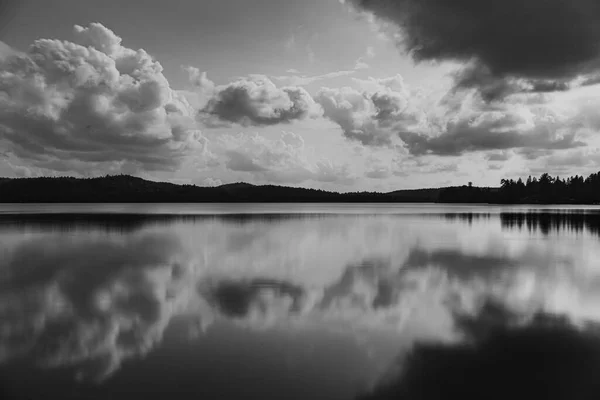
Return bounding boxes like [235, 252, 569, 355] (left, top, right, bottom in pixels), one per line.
[0, 210, 599, 391]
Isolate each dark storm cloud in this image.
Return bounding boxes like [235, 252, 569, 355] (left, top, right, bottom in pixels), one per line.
[349, 0, 600, 98]
[200, 75, 322, 126]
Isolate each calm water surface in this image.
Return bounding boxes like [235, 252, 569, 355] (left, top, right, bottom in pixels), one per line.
[1, 204, 600, 400]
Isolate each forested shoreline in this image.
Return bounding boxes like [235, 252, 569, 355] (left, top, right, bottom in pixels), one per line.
[439, 172, 600, 204]
[0, 172, 599, 204]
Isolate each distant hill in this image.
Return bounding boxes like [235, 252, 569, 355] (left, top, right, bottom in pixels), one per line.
[0, 175, 447, 203]
[387, 188, 445, 202]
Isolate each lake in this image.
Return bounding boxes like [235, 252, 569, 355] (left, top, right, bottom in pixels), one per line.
[1, 204, 600, 400]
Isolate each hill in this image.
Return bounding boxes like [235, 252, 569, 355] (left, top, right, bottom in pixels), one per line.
[0, 175, 445, 203]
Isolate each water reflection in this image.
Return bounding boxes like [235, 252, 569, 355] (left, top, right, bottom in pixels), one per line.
[3, 210, 600, 238]
[359, 303, 600, 400]
[1, 206, 600, 399]
[442, 211, 600, 237]
[501, 212, 600, 237]
[0, 232, 192, 381]
[202, 279, 305, 318]
[443, 212, 492, 226]
[0, 213, 330, 233]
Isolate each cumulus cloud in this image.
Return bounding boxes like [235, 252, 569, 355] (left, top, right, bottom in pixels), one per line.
[398, 88, 588, 157]
[525, 148, 600, 176]
[200, 75, 322, 126]
[399, 111, 586, 157]
[308, 66, 594, 160]
[185, 66, 214, 93]
[219, 131, 356, 185]
[0, 23, 207, 173]
[345, 0, 600, 100]
[316, 75, 424, 146]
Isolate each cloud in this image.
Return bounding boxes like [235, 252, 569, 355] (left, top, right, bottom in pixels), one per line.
[398, 92, 587, 157]
[525, 148, 600, 176]
[346, 0, 600, 100]
[184, 66, 215, 94]
[316, 75, 423, 146]
[354, 58, 370, 70]
[399, 121, 585, 157]
[452, 62, 573, 101]
[354, 46, 376, 71]
[0, 23, 207, 173]
[366, 165, 391, 179]
[219, 131, 356, 185]
[200, 75, 322, 126]
[485, 151, 513, 162]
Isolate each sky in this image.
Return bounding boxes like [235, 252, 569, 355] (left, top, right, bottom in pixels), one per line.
[0, 0, 600, 191]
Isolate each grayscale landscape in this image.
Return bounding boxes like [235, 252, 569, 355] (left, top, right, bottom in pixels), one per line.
[1, 0, 600, 399]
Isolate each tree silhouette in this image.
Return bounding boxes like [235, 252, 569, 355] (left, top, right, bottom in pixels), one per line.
[439, 171, 600, 204]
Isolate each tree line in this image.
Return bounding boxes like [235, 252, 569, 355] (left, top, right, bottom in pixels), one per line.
[438, 171, 600, 204]
[1, 172, 599, 204]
